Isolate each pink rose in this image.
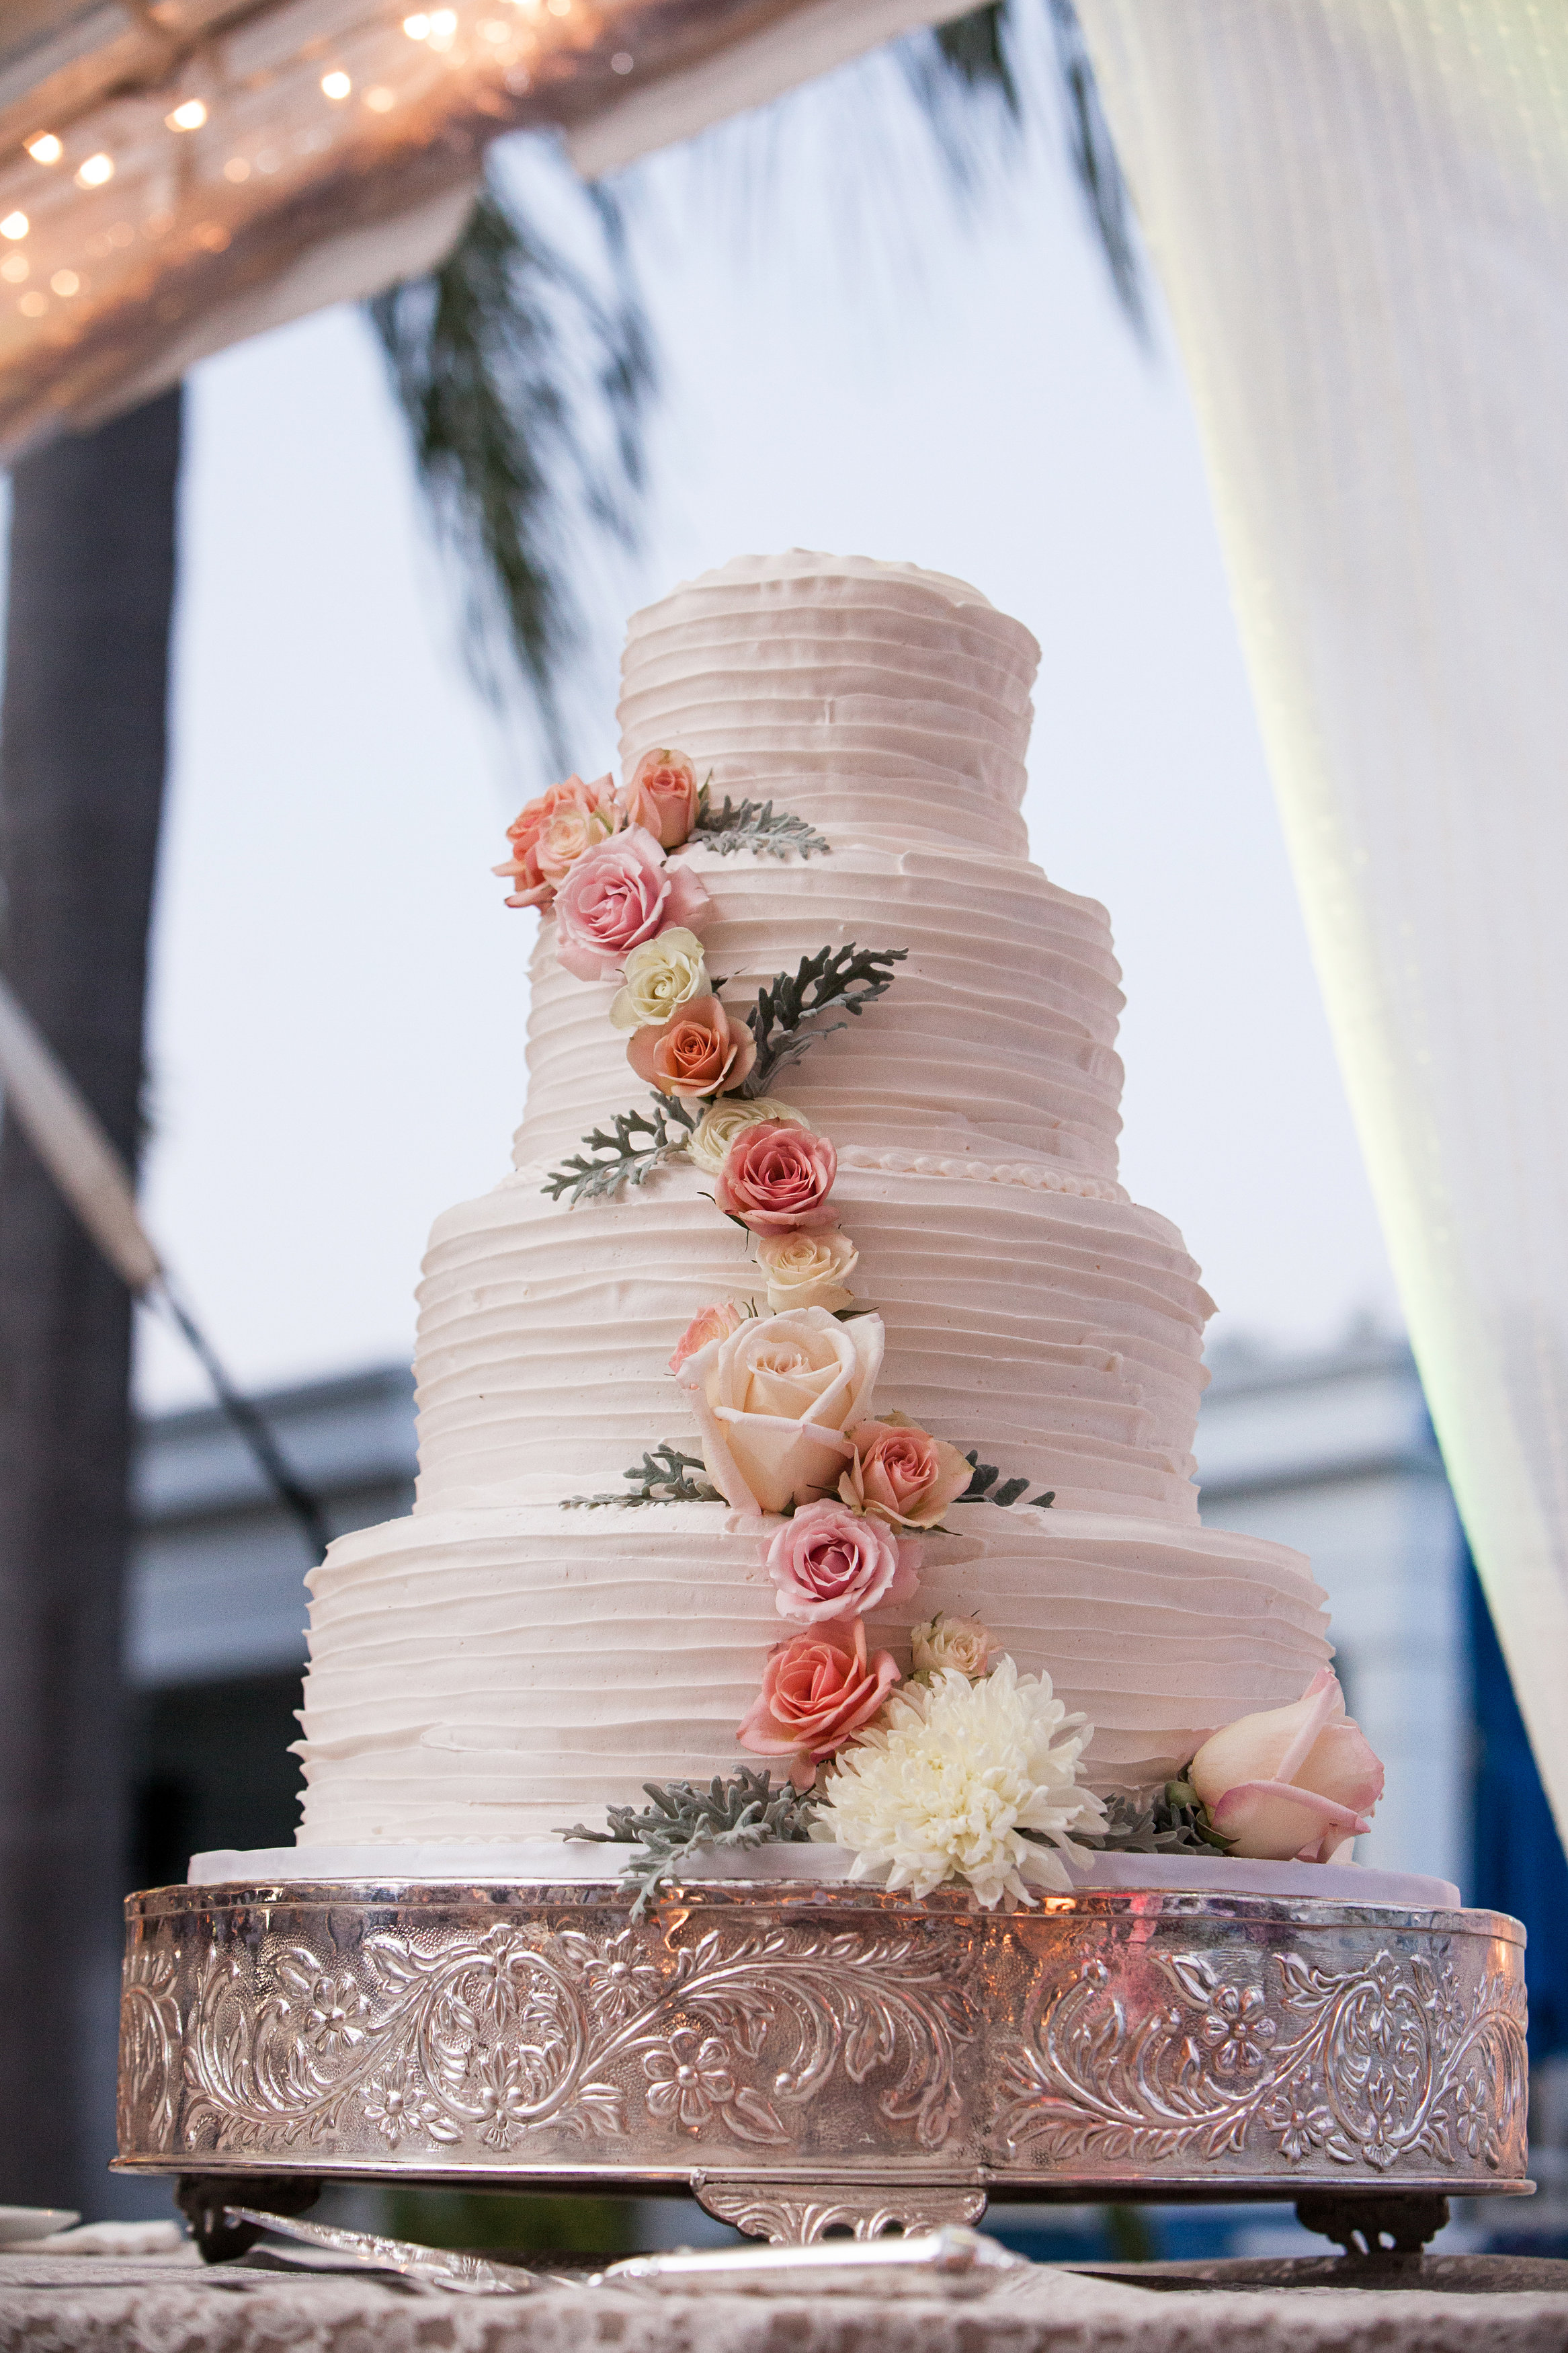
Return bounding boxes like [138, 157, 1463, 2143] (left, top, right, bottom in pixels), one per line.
[552, 828, 712, 982]
[495, 774, 616, 908]
[619, 748, 700, 850]
[714, 1122, 838, 1233]
[764, 1500, 920, 1626]
[628, 994, 757, 1101]
[737, 1617, 900, 1789]
[669, 1300, 743, 1376]
[1187, 1669, 1385, 1864]
[839, 1414, 973, 1531]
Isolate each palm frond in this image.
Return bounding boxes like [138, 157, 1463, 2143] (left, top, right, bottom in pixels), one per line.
[368, 164, 655, 763]
[899, 1, 1146, 334]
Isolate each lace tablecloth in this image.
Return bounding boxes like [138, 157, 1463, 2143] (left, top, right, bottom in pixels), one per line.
[4, 2253, 1568, 2353]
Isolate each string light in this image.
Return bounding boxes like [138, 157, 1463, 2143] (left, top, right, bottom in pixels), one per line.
[1, 255, 28, 282]
[24, 134, 63, 165]
[429, 10, 458, 36]
[403, 13, 431, 36]
[19, 290, 45, 315]
[610, 50, 633, 71]
[364, 87, 397, 112]
[0, 211, 28, 239]
[321, 71, 352, 100]
[50, 269, 80, 296]
[75, 153, 114, 187]
[166, 99, 208, 132]
[223, 157, 251, 181]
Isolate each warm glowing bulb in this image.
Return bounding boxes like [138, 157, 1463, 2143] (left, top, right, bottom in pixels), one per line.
[0, 211, 28, 239]
[321, 70, 352, 99]
[429, 9, 458, 32]
[50, 269, 80, 296]
[75, 152, 114, 187]
[610, 49, 633, 71]
[0, 255, 27, 282]
[403, 12, 430, 34]
[19, 289, 46, 315]
[25, 133, 63, 165]
[364, 86, 396, 111]
[223, 156, 251, 182]
[167, 99, 207, 130]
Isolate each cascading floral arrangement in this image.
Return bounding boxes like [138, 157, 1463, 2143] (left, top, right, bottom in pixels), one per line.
[501, 754, 1386, 1907]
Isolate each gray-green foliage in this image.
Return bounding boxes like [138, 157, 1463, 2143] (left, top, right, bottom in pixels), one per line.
[540, 1093, 696, 1207]
[562, 1442, 719, 1509]
[741, 943, 907, 1096]
[560, 1770, 821, 1916]
[694, 792, 832, 861]
[1071, 1780, 1235, 1856]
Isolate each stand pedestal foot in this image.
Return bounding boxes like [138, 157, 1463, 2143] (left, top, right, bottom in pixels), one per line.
[1295, 2191, 1450, 2264]
[178, 2175, 321, 2264]
[693, 2180, 988, 2244]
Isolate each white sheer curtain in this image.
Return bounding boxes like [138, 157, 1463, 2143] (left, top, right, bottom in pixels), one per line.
[1072, 0, 1568, 1845]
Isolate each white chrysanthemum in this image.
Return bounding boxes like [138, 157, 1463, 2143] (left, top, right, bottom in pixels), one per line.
[813, 1656, 1107, 1907]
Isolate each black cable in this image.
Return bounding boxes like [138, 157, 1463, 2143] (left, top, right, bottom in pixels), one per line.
[151, 1279, 331, 1562]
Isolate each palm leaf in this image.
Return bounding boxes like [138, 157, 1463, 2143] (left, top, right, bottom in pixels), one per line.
[368, 165, 654, 763]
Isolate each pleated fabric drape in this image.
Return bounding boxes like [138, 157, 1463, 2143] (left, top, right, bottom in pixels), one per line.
[1072, 0, 1568, 1843]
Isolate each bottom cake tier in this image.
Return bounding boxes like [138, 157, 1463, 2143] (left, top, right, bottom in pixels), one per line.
[294, 1500, 1332, 1843]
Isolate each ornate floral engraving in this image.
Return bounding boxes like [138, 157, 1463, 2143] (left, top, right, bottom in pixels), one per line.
[118, 1947, 181, 2151]
[694, 2181, 988, 2244]
[175, 1918, 973, 2160]
[997, 1945, 1528, 2175]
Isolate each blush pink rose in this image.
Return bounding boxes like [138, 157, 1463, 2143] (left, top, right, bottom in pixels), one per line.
[628, 994, 757, 1101]
[764, 1500, 919, 1626]
[839, 1415, 974, 1530]
[737, 1617, 900, 1789]
[1188, 1669, 1385, 1864]
[714, 1121, 838, 1233]
[619, 748, 700, 850]
[552, 828, 712, 982]
[669, 1300, 744, 1375]
[495, 773, 616, 908]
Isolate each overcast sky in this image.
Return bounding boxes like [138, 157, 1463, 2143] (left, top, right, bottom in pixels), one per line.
[133, 38, 1399, 1411]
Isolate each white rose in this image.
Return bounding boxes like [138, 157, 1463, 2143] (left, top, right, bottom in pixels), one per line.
[755, 1228, 860, 1312]
[673, 1306, 884, 1515]
[608, 928, 709, 1032]
[687, 1095, 808, 1176]
[911, 1613, 993, 1681]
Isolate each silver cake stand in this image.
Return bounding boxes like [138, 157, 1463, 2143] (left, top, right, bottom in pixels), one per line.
[116, 1874, 1532, 2251]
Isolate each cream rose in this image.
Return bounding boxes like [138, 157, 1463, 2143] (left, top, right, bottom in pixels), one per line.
[1187, 1669, 1385, 1864]
[673, 1306, 884, 1516]
[686, 1096, 809, 1178]
[608, 929, 709, 1033]
[911, 1613, 993, 1681]
[756, 1229, 859, 1312]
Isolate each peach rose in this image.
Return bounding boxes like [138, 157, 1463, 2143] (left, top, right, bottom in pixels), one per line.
[552, 828, 712, 982]
[1187, 1669, 1385, 1864]
[619, 748, 700, 850]
[669, 1300, 745, 1376]
[737, 1616, 901, 1790]
[764, 1499, 919, 1626]
[627, 994, 757, 1101]
[495, 774, 616, 908]
[673, 1306, 883, 1516]
[714, 1121, 837, 1234]
[839, 1414, 973, 1530]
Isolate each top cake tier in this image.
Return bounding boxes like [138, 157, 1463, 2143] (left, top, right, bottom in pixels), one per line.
[616, 551, 1040, 862]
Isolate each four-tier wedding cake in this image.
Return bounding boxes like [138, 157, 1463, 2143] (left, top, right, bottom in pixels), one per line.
[292, 551, 1377, 1892]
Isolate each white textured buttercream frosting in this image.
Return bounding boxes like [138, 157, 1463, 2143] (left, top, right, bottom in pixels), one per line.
[296, 552, 1335, 1843]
